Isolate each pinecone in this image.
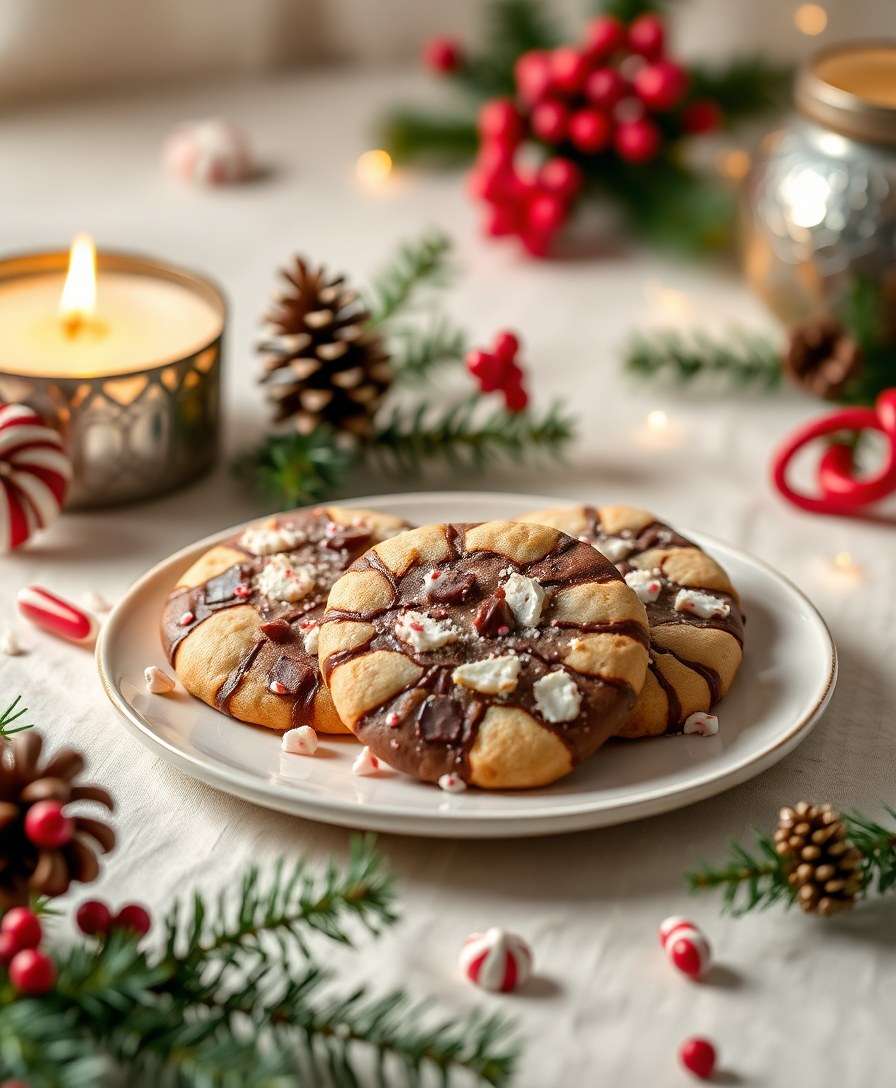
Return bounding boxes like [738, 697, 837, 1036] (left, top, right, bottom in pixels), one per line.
[258, 257, 392, 437]
[774, 801, 863, 916]
[783, 316, 863, 400]
[0, 731, 115, 908]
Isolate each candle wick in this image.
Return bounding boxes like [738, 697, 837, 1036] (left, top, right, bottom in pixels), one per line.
[61, 311, 87, 339]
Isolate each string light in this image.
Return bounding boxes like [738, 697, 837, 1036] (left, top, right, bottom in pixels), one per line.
[355, 149, 393, 191]
[794, 4, 827, 36]
[636, 408, 682, 450]
[718, 149, 751, 181]
[647, 409, 669, 432]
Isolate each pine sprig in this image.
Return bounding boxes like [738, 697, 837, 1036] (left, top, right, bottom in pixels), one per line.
[371, 397, 575, 474]
[233, 427, 358, 508]
[0, 694, 34, 739]
[366, 231, 454, 327]
[686, 831, 795, 916]
[379, 110, 479, 167]
[389, 317, 468, 384]
[689, 56, 793, 124]
[844, 807, 896, 896]
[625, 329, 782, 389]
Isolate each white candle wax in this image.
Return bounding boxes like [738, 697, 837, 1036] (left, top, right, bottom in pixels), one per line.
[0, 271, 222, 378]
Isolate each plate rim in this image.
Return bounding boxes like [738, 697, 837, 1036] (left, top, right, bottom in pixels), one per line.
[96, 490, 838, 837]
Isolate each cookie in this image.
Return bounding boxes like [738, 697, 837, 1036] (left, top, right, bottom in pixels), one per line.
[517, 505, 744, 738]
[319, 520, 650, 789]
[160, 506, 410, 734]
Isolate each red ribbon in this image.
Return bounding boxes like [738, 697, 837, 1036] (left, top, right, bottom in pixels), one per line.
[771, 389, 896, 516]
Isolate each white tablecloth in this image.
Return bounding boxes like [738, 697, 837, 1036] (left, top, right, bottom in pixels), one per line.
[1, 70, 894, 1086]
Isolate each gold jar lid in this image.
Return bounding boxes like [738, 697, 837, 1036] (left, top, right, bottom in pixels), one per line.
[796, 41, 896, 146]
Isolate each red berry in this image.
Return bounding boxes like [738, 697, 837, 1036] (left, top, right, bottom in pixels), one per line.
[466, 350, 502, 392]
[668, 936, 705, 978]
[550, 47, 589, 94]
[422, 36, 462, 75]
[527, 192, 567, 234]
[8, 948, 56, 995]
[113, 903, 152, 937]
[569, 109, 611, 153]
[492, 331, 520, 363]
[615, 118, 660, 163]
[628, 14, 665, 59]
[519, 229, 552, 258]
[634, 60, 688, 111]
[0, 908, 42, 952]
[504, 382, 530, 412]
[531, 99, 569, 143]
[514, 50, 553, 104]
[76, 899, 112, 937]
[683, 99, 723, 134]
[584, 66, 627, 109]
[0, 932, 20, 965]
[478, 99, 521, 143]
[482, 203, 518, 238]
[679, 1037, 716, 1080]
[584, 16, 625, 59]
[538, 157, 582, 199]
[23, 800, 73, 849]
[501, 361, 524, 388]
[1, 1080, 31, 1088]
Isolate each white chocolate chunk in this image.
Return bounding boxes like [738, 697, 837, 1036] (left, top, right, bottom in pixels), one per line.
[281, 725, 319, 755]
[624, 568, 663, 603]
[438, 773, 467, 793]
[301, 622, 320, 655]
[395, 610, 459, 652]
[256, 555, 316, 603]
[240, 521, 306, 556]
[533, 670, 582, 723]
[674, 589, 730, 620]
[352, 746, 381, 776]
[144, 665, 175, 694]
[422, 569, 445, 597]
[597, 536, 635, 562]
[682, 711, 719, 737]
[452, 655, 521, 695]
[502, 573, 546, 627]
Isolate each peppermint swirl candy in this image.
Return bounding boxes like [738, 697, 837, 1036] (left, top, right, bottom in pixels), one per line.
[0, 403, 72, 553]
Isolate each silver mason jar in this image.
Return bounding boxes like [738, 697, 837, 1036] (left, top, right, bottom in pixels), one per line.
[742, 42, 896, 325]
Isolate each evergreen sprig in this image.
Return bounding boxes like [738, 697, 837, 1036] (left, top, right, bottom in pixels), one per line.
[233, 427, 358, 508]
[688, 56, 793, 123]
[625, 329, 782, 389]
[0, 838, 519, 1088]
[366, 231, 454, 327]
[0, 695, 34, 739]
[390, 317, 468, 384]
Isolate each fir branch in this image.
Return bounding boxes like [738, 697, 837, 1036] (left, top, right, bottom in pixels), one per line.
[366, 231, 454, 327]
[379, 110, 478, 167]
[689, 56, 793, 124]
[625, 329, 782, 389]
[370, 397, 575, 475]
[389, 317, 468, 384]
[686, 830, 795, 916]
[233, 427, 357, 509]
[0, 694, 34, 739]
[597, 0, 675, 23]
[844, 808, 896, 896]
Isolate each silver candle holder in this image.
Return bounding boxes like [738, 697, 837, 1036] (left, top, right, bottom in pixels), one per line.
[0, 250, 226, 510]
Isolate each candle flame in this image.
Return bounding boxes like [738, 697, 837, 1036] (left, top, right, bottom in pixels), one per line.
[59, 234, 97, 335]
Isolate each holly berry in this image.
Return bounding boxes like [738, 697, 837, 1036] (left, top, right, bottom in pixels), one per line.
[422, 36, 462, 75]
[679, 1037, 717, 1080]
[76, 898, 113, 937]
[113, 903, 152, 937]
[493, 331, 520, 364]
[538, 158, 582, 199]
[628, 13, 665, 59]
[683, 99, 723, 134]
[0, 932, 20, 965]
[478, 99, 521, 144]
[8, 948, 56, 995]
[569, 109, 611, 153]
[634, 60, 688, 111]
[550, 47, 589, 94]
[514, 50, 553, 104]
[531, 99, 569, 143]
[520, 230, 552, 258]
[527, 192, 567, 234]
[0, 908, 42, 952]
[585, 66, 627, 109]
[23, 799, 73, 849]
[482, 203, 518, 238]
[466, 349, 502, 392]
[615, 118, 661, 163]
[584, 15, 625, 60]
[504, 382, 530, 412]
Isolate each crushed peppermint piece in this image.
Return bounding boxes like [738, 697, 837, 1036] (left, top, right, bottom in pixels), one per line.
[352, 747, 381, 776]
[269, 680, 289, 695]
[674, 589, 730, 620]
[597, 536, 635, 562]
[178, 610, 195, 626]
[386, 711, 401, 727]
[240, 522, 306, 556]
[234, 583, 252, 599]
[502, 573, 546, 627]
[438, 773, 467, 793]
[302, 622, 320, 654]
[395, 610, 459, 652]
[533, 670, 582, 722]
[682, 711, 719, 737]
[144, 665, 175, 694]
[422, 569, 444, 596]
[625, 568, 663, 603]
[281, 725, 319, 755]
[257, 555, 316, 603]
[452, 654, 521, 695]
[0, 627, 23, 656]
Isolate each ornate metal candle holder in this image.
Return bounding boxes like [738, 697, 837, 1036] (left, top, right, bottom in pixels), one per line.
[0, 250, 225, 509]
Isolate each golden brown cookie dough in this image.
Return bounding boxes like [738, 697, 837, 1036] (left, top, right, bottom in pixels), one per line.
[319, 520, 650, 789]
[160, 506, 410, 734]
[517, 504, 744, 738]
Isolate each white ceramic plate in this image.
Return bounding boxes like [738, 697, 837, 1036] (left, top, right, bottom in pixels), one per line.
[97, 491, 836, 838]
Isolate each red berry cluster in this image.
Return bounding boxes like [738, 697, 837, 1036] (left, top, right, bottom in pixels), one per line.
[468, 12, 722, 256]
[466, 330, 528, 411]
[76, 898, 152, 939]
[423, 35, 463, 75]
[0, 908, 55, 995]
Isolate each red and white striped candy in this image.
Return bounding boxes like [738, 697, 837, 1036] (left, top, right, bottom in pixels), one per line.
[0, 403, 71, 553]
[659, 916, 712, 979]
[459, 928, 532, 993]
[17, 586, 98, 645]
